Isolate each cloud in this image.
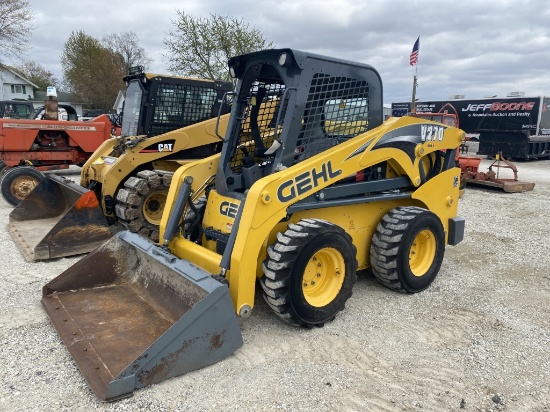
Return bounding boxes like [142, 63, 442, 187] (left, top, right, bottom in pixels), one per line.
[19, 0, 550, 104]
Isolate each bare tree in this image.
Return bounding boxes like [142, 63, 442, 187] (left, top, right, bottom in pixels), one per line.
[102, 31, 152, 72]
[163, 11, 274, 81]
[0, 0, 34, 62]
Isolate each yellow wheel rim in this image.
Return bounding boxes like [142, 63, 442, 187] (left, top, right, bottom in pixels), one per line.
[142, 191, 167, 225]
[302, 247, 345, 307]
[10, 175, 40, 201]
[409, 229, 436, 276]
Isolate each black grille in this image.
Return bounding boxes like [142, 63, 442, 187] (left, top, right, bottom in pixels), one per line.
[296, 74, 369, 161]
[150, 84, 219, 136]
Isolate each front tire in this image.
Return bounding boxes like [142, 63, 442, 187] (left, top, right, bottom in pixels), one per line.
[114, 170, 173, 242]
[0, 166, 44, 206]
[370, 206, 445, 293]
[260, 219, 357, 328]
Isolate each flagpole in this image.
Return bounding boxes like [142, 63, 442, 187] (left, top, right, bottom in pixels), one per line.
[411, 75, 417, 114]
[410, 36, 420, 114]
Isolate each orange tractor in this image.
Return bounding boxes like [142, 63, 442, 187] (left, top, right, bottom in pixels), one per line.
[0, 66, 233, 207]
[0, 115, 114, 205]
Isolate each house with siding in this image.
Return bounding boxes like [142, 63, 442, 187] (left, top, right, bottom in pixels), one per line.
[0, 64, 38, 101]
[0, 65, 84, 118]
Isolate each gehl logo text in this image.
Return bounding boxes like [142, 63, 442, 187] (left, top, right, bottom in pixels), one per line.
[220, 201, 239, 218]
[277, 161, 342, 202]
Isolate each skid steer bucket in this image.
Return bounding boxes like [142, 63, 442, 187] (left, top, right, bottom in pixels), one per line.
[7, 174, 112, 261]
[42, 231, 243, 401]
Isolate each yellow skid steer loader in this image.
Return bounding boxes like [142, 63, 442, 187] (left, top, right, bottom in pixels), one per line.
[43, 49, 465, 401]
[8, 67, 233, 261]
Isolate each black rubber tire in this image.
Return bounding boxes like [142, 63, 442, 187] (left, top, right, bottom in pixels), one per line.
[370, 206, 445, 293]
[114, 170, 174, 242]
[0, 161, 7, 179]
[0, 166, 44, 206]
[260, 219, 358, 328]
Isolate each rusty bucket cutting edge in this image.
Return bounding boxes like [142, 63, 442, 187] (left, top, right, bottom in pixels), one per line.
[464, 178, 536, 193]
[41, 230, 244, 401]
[8, 174, 112, 261]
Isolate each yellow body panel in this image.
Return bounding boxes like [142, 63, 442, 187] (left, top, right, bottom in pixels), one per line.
[163, 116, 464, 315]
[161, 154, 223, 273]
[281, 199, 418, 270]
[80, 114, 229, 217]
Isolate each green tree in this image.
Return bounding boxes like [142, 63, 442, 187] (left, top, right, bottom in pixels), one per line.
[61, 30, 126, 111]
[163, 11, 274, 81]
[13, 60, 60, 90]
[0, 0, 34, 62]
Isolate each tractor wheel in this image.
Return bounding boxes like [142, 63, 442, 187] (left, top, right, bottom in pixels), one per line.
[114, 170, 174, 242]
[260, 219, 357, 328]
[0, 166, 44, 206]
[370, 206, 445, 293]
[0, 162, 7, 178]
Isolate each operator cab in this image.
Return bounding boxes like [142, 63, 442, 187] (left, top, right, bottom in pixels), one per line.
[216, 48, 383, 196]
[121, 66, 233, 137]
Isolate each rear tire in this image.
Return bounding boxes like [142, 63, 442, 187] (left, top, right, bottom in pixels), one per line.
[0, 166, 44, 206]
[0, 161, 7, 178]
[114, 170, 174, 242]
[260, 219, 357, 328]
[370, 206, 445, 293]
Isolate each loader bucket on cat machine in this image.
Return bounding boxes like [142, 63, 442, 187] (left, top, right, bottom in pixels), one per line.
[8, 173, 112, 261]
[41, 230, 243, 401]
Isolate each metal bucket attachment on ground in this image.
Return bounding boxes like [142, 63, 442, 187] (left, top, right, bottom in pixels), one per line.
[42, 231, 243, 401]
[8, 174, 112, 261]
[458, 155, 535, 193]
[465, 178, 535, 193]
[499, 180, 535, 193]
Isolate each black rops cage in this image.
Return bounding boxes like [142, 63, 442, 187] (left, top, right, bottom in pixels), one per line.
[121, 69, 233, 138]
[217, 48, 383, 196]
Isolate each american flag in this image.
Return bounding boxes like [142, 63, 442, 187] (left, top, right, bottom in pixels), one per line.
[410, 37, 420, 66]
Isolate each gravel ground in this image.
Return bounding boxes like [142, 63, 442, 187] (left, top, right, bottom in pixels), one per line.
[0, 151, 549, 412]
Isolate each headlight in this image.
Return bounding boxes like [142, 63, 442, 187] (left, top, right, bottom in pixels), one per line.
[279, 52, 289, 67]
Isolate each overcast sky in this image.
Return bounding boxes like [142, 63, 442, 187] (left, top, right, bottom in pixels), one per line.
[17, 0, 550, 105]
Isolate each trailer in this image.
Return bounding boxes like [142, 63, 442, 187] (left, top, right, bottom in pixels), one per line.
[392, 96, 550, 159]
